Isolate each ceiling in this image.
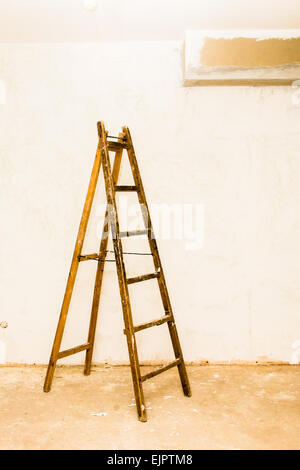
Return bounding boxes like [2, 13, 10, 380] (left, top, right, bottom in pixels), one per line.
[0, 0, 300, 42]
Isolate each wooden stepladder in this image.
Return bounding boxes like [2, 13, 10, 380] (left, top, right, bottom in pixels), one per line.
[44, 121, 191, 421]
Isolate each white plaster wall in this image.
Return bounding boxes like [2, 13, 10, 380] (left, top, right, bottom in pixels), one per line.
[1, 42, 300, 364]
[1, 0, 300, 42]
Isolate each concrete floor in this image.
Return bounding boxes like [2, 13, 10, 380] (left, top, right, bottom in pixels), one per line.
[1, 365, 299, 450]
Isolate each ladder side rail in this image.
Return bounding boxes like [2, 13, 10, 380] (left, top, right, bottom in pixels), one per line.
[97, 121, 148, 422]
[44, 143, 102, 392]
[84, 140, 124, 375]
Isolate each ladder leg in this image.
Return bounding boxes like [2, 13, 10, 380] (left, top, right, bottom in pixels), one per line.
[98, 121, 147, 421]
[44, 144, 102, 392]
[123, 324, 147, 422]
[151, 242, 192, 396]
[83, 231, 107, 376]
[168, 324, 192, 397]
[112, 227, 147, 421]
[163, 301, 191, 395]
[150, 238, 191, 396]
[84, 147, 123, 375]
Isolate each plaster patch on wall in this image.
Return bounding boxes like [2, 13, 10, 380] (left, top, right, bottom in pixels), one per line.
[200, 37, 300, 68]
[184, 30, 300, 86]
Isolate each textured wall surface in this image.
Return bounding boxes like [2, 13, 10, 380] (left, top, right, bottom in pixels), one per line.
[1, 42, 300, 364]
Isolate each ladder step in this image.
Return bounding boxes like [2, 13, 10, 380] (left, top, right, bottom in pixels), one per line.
[133, 314, 172, 333]
[141, 359, 181, 382]
[57, 343, 91, 359]
[115, 185, 139, 192]
[107, 141, 129, 151]
[78, 253, 101, 262]
[127, 272, 160, 285]
[119, 229, 148, 238]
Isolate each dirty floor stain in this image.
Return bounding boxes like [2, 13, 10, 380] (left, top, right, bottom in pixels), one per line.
[0, 365, 299, 450]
